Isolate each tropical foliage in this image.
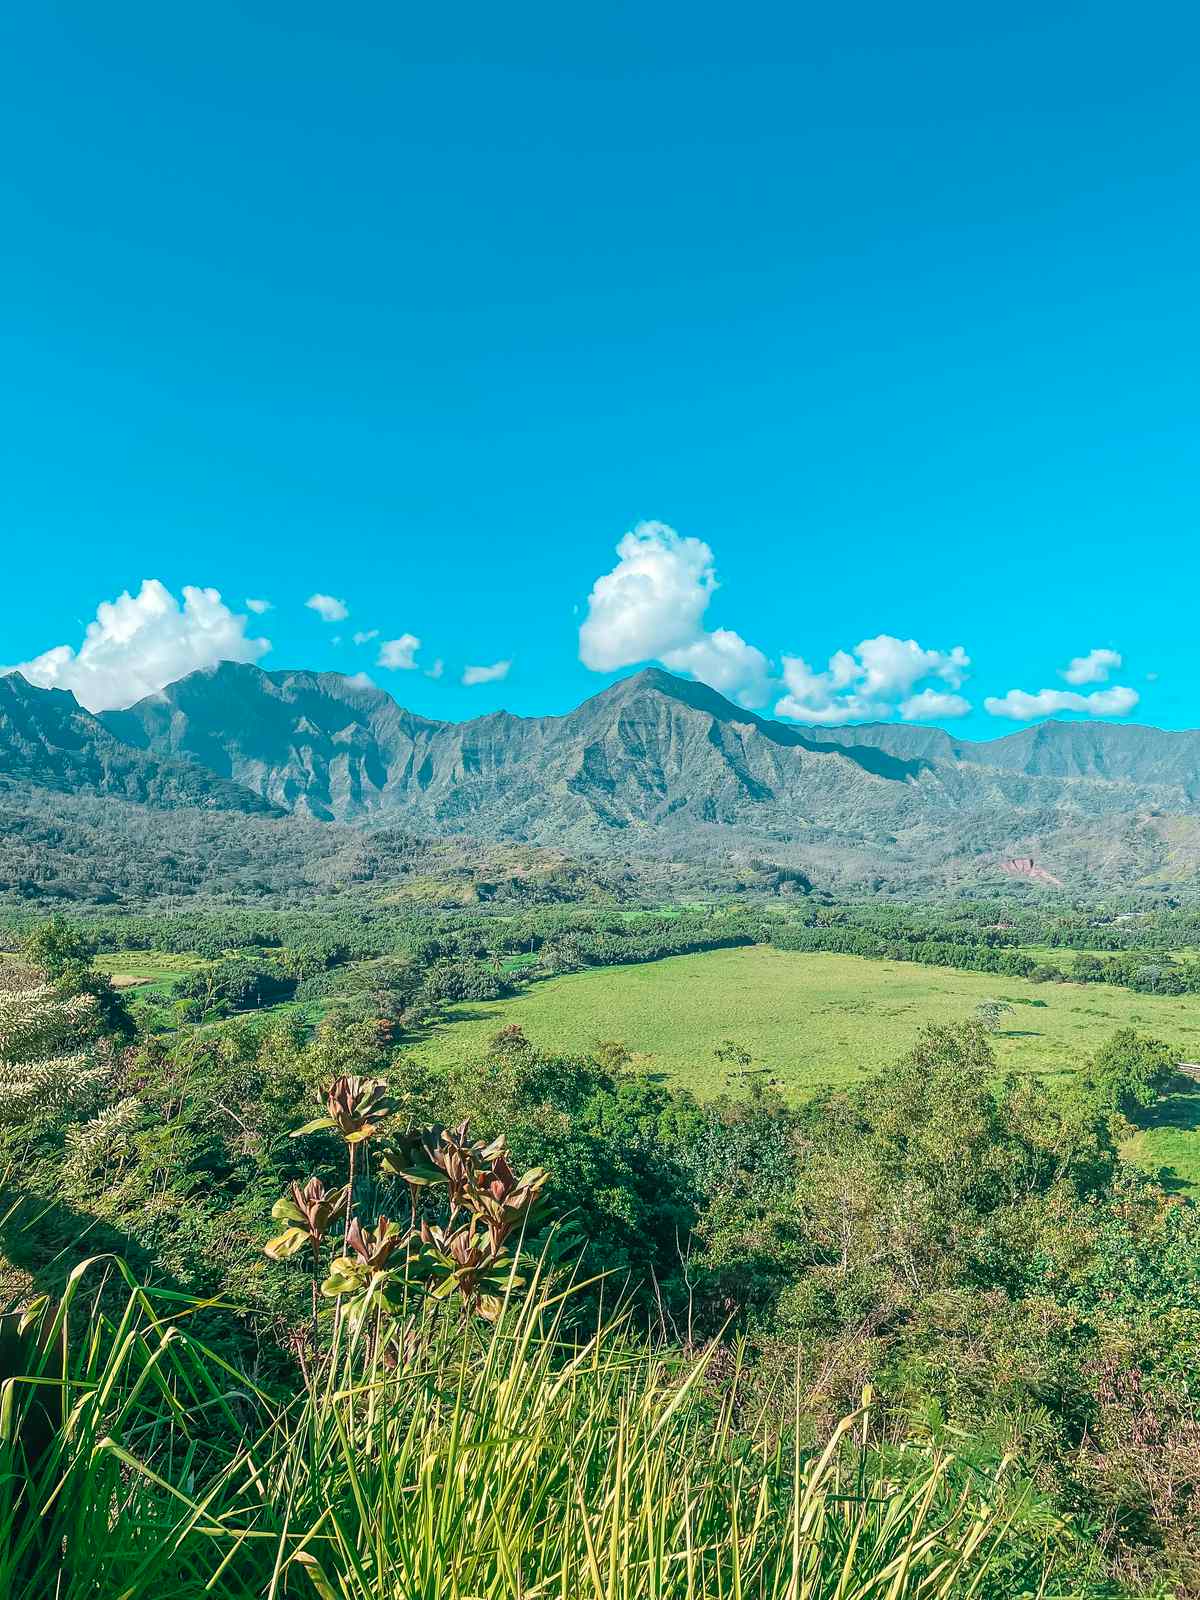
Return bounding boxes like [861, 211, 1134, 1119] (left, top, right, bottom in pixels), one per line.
[0, 914, 1197, 1595]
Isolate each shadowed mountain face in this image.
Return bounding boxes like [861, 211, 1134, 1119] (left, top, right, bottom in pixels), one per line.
[97, 661, 1199, 851]
[0, 674, 280, 815]
[97, 662, 945, 830]
[3, 661, 1198, 891]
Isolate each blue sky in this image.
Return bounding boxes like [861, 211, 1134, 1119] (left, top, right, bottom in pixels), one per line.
[3, 2, 1198, 732]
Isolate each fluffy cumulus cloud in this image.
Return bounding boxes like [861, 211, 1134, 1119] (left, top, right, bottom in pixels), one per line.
[578, 523, 1148, 728]
[578, 522, 770, 706]
[1061, 647, 1122, 685]
[986, 647, 1139, 719]
[462, 660, 511, 686]
[377, 634, 421, 670]
[898, 688, 972, 721]
[775, 636, 971, 724]
[352, 629, 379, 645]
[306, 593, 349, 623]
[579, 522, 713, 669]
[984, 685, 1139, 720]
[659, 630, 774, 705]
[11, 580, 270, 713]
[245, 597, 272, 614]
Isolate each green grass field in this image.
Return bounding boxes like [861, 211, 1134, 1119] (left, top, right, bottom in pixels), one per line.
[91, 950, 208, 994]
[417, 946, 1200, 1189]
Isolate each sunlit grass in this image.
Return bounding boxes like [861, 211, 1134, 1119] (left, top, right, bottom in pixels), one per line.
[416, 946, 1200, 1096]
[91, 949, 210, 994]
[0, 1257, 1101, 1599]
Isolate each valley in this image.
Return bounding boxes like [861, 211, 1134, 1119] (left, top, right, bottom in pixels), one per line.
[416, 944, 1200, 1086]
[4, 666, 1200, 1595]
[408, 945, 1200, 1188]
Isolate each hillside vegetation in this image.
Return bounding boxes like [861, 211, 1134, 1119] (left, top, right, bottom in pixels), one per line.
[1, 909, 1199, 1594]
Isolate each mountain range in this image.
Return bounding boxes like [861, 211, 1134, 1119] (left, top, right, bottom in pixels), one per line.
[4, 661, 1200, 895]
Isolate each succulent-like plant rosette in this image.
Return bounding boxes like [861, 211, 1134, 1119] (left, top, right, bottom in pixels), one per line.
[268, 1087, 558, 1327]
[264, 1177, 350, 1260]
[320, 1216, 420, 1310]
[291, 1075, 397, 1144]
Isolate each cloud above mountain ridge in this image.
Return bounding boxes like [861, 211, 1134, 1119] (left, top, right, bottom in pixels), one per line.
[578, 523, 770, 707]
[578, 522, 973, 724]
[9, 580, 270, 712]
[577, 522, 1146, 728]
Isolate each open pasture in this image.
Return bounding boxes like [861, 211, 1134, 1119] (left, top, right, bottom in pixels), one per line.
[419, 945, 1200, 1188]
[91, 950, 209, 993]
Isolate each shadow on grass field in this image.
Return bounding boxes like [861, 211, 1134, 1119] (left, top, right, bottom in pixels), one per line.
[410, 946, 1200, 1192]
[1124, 1075, 1200, 1193]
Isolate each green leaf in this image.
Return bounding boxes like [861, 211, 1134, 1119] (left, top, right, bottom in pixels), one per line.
[291, 1116, 336, 1138]
[320, 1259, 364, 1297]
[263, 1227, 309, 1261]
[270, 1196, 305, 1224]
[381, 1153, 445, 1185]
[292, 1551, 337, 1600]
[379, 1275, 412, 1309]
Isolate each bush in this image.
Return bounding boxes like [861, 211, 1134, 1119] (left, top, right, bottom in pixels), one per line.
[1088, 1028, 1178, 1117]
[0, 1262, 1111, 1599]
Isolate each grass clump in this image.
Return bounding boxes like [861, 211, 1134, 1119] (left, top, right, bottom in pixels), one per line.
[0, 1258, 1105, 1600]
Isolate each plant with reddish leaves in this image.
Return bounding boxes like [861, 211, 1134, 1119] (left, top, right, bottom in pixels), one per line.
[267, 1078, 557, 1335]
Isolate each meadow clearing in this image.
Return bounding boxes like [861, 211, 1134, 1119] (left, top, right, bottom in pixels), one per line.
[417, 945, 1200, 1188]
[91, 950, 209, 993]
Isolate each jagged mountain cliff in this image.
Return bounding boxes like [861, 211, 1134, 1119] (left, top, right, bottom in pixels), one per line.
[0, 673, 280, 815]
[100, 662, 946, 830]
[2, 662, 1198, 892]
[96, 661, 1200, 827]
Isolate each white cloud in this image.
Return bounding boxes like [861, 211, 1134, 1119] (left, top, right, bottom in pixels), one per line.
[1061, 647, 1122, 685]
[899, 688, 972, 720]
[377, 634, 421, 670]
[661, 630, 773, 706]
[578, 521, 771, 706]
[578, 523, 983, 723]
[579, 522, 714, 671]
[463, 660, 511, 686]
[245, 597, 272, 614]
[353, 629, 380, 645]
[774, 635, 971, 725]
[306, 593, 349, 622]
[856, 636, 969, 697]
[11, 580, 270, 713]
[984, 685, 1140, 720]
[425, 658, 445, 680]
[344, 671, 375, 689]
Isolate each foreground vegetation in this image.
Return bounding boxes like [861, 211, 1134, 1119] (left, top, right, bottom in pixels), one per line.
[0, 1263, 1105, 1599]
[2, 909, 1199, 1595]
